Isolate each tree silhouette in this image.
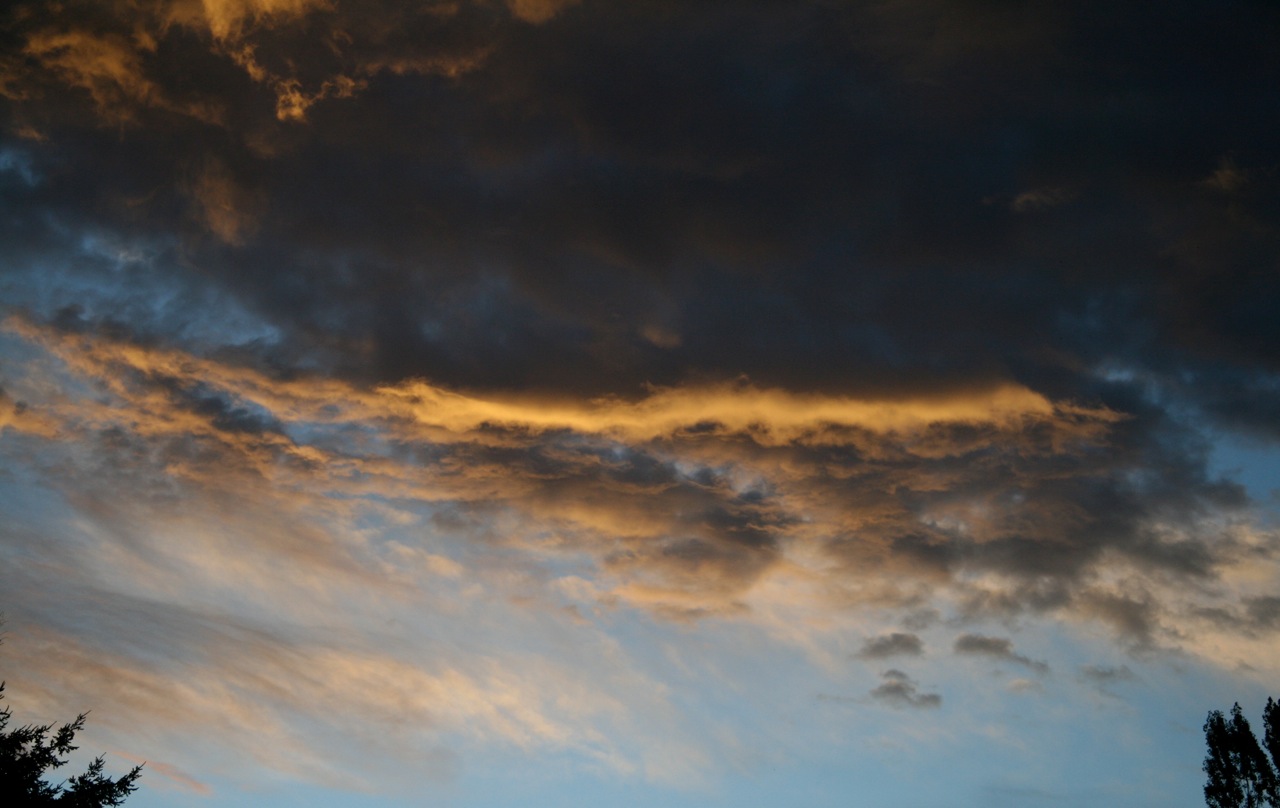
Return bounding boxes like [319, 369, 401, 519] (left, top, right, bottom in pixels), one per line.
[1266, 699, 1280, 780]
[1205, 700, 1280, 808]
[0, 617, 141, 806]
[0, 681, 143, 806]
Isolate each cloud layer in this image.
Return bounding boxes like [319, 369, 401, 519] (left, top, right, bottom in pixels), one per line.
[2, 0, 1279, 804]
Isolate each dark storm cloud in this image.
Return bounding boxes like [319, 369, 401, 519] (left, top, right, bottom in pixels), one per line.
[3, 0, 1277, 398]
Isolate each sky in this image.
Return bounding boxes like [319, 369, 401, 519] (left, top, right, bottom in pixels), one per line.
[1, 1, 1279, 806]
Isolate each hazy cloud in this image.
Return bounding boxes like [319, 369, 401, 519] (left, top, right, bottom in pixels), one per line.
[1079, 664, 1137, 685]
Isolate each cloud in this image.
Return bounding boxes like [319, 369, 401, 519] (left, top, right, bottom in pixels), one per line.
[869, 670, 941, 709]
[0, 616, 644, 787]
[15, 28, 222, 125]
[184, 158, 265, 244]
[1079, 664, 1136, 685]
[1011, 187, 1074, 213]
[116, 757, 210, 795]
[506, 0, 581, 24]
[184, 0, 328, 41]
[1, 313, 1274, 644]
[1202, 159, 1248, 193]
[2, 0, 490, 131]
[1006, 677, 1043, 694]
[4, 0, 1276, 427]
[1246, 596, 1280, 630]
[0, 477, 702, 790]
[953, 634, 1017, 657]
[1077, 664, 1139, 699]
[857, 632, 924, 660]
[379, 377, 1106, 445]
[1077, 590, 1161, 650]
[953, 634, 1050, 675]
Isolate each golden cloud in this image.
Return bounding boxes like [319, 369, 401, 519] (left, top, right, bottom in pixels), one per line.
[506, 0, 581, 24]
[169, 0, 330, 41]
[3, 314, 1121, 451]
[0, 315, 1136, 622]
[21, 28, 222, 125]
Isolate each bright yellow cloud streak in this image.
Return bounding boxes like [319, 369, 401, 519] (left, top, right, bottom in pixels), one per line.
[5, 316, 1118, 449]
[383, 379, 1074, 444]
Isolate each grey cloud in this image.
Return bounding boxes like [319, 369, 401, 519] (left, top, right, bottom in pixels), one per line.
[159, 379, 286, 436]
[1245, 596, 1280, 630]
[954, 634, 1015, 657]
[1078, 590, 1161, 650]
[1078, 664, 1139, 699]
[902, 609, 941, 631]
[1190, 592, 1280, 639]
[954, 634, 1049, 675]
[869, 670, 941, 710]
[857, 632, 924, 660]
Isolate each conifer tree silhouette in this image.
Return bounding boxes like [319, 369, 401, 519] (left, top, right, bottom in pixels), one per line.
[0, 618, 142, 805]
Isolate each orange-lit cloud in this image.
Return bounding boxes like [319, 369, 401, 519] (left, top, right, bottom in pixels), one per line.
[168, 0, 329, 41]
[18, 28, 222, 125]
[5, 313, 1270, 650]
[3, 0, 488, 129]
[382, 377, 1108, 445]
[506, 0, 581, 24]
